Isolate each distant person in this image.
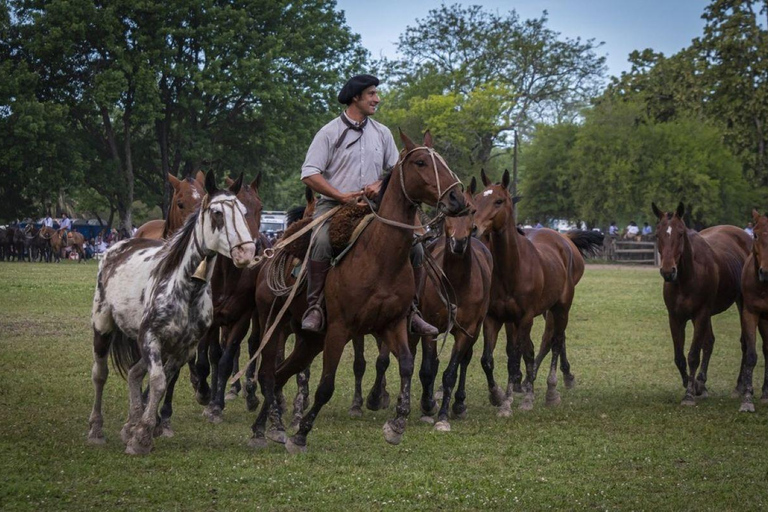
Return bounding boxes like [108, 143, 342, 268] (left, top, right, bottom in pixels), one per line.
[642, 222, 652, 236]
[59, 212, 72, 241]
[745, 222, 754, 236]
[625, 221, 640, 240]
[43, 213, 54, 228]
[95, 237, 107, 253]
[608, 221, 619, 237]
[132, 224, 138, 237]
[534, 220, 543, 229]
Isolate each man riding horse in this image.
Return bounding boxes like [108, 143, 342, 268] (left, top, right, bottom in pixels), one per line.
[300, 74, 438, 336]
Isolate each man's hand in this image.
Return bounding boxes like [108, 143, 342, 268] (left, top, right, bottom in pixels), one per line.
[363, 180, 382, 200]
[337, 191, 362, 205]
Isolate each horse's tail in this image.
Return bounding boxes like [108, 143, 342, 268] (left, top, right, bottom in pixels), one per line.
[109, 329, 141, 379]
[566, 230, 604, 258]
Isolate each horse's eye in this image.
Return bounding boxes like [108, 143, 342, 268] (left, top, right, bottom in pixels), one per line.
[414, 160, 426, 167]
[755, 233, 759, 240]
[177, 202, 184, 209]
[494, 199, 503, 206]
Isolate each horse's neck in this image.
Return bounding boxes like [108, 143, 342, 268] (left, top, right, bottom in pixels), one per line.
[366, 167, 419, 271]
[161, 224, 214, 302]
[677, 230, 697, 282]
[491, 221, 531, 282]
[442, 238, 473, 286]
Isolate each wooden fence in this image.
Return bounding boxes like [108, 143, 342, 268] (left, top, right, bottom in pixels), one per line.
[600, 237, 658, 265]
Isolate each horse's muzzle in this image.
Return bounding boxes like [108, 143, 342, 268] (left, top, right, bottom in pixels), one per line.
[231, 242, 256, 268]
[449, 236, 469, 255]
[660, 266, 677, 283]
[759, 267, 768, 283]
[438, 189, 467, 217]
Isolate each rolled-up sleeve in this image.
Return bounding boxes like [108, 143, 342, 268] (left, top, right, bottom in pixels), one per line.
[301, 130, 332, 181]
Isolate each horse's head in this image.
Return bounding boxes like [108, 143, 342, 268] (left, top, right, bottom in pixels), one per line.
[168, 172, 206, 226]
[444, 178, 479, 255]
[652, 201, 687, 282]
[472, 169, 521, 238]
[225, 172, 263, 239]
[750, 210, 768, 282]
[397, 130, 466, 216]
[201, 170, 256, 268]
[39, 226, 55, 240]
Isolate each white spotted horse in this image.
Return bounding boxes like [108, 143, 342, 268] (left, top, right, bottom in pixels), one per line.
[86, 170, 256, 455]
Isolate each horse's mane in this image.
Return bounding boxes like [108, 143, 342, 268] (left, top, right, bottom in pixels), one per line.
[153, 207, 200, 281]
[286, 205, 306, 226]
[376, 170, 394, 205]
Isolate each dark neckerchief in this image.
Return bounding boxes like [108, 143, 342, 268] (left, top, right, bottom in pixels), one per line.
[334, 114, 368, 149]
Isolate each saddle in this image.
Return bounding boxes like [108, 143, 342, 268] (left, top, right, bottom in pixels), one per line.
[280, 202, 373, 260]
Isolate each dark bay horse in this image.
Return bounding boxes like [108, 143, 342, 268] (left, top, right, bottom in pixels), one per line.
[473, 169, 602, 414]
[135, 172, 206, 240]
[652, 202, 751, 406]
[87, 171, 256, 455]
[250, 131, 466, 453]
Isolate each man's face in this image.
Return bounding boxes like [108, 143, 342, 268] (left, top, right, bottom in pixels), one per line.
[351, 86, 380, 116]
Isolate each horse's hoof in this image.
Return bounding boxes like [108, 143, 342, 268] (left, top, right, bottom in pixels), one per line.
[545, 390, 561, 407]
[120, 424, 133, 445]
[564, 374, 576, 390]
[125, 438, 152, 456]
[87, 435, 106, 446]
[761, 395, 768, 405]
[451, 408, 467, 420]
[489, 386, 506, 407]
[202, 406, 223, 424]
[245, 394, 260, 412]
[680, 396, 696, 407]
[512, 383, 525, 395]
[366, 396, 381, 412]
[420, 415, 435, 425]
[289, 416, 302, 431]
[225, 391, 239, 402]
[349, 406, 363, 418]
[248, 435, 268, 450]
[434, 421, 451, 432]
[739, 402, 755, 413]
[160, 427, 174, 438]
[266, 428, 287, 445]
[497, 403, 513, 418]
[519, 395, 534, 411]
[383, 421, 403, 445]
[434, 388, 444, 401]
[195, 391, 211, 406]
[285, 436, 307, 455]
[697, 389, 708, 399]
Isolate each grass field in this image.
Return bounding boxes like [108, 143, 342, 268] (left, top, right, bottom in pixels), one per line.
[1, 261, 768, 511]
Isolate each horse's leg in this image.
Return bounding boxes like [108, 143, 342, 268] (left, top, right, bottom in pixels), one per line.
[759, 319, 768, 403]
[248, 321, 285, 449]
[244, 313, 261, 412]
[417, 334, 438, 421]
[545, 306, 569, 407]
[381, 318, 415, 446]
[452, 344, 474, 419]
[288, 322, 312, 430]
[682, 314, 709, 406]
[505, 321, 523, 395]
[366, 337, 392, 411]
[192, 331, 214, 406]
[126, 337, 168, 455]
[695, 320, 716, 398]
[87, 330, 111, 444]
[516, 318, 536, 411]
[480, 315, 505, 407]
[227, 343, 242, 399]
[349, 334, 367, 418]
[274, 331, 325, 432]
[207, 328, 223, 411]
[285, 325, 351, 454]
[559, 328, 576, 389]
[739, 310, 759, 412]
[121, 360, 147, 445]
[669, 315, 688, 390]
[206, 316, 250, 423]
[534, 310, 554, 381]
[435, 330, 472, 431]
[157, 368, 180, 438]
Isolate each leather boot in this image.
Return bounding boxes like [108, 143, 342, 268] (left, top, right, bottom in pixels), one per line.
[301, 260, 331, 332]
[409, 266, 439, 336]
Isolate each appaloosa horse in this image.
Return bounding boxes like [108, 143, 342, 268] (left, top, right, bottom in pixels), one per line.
[249, 130, 466, 453]
[135, 172, 206, 240]
[739, 209, 768, 412]
[652, 202, 751, 407]
[473, 169, 602, 415]
[87, 171, 256, 455]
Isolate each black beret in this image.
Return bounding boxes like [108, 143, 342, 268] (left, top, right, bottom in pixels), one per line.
[338, 74, 379, 105]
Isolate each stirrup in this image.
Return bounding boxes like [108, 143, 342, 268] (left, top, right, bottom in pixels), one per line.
[301, 304, 326, 333]
[408, 307, 439, 336]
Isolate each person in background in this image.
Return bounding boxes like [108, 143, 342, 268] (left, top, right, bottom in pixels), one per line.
[642, 222, 653, 236]
[745, 222, 754, 236]
[534, 220, 543, 229]
[43, 213, 54, 228]
[59, 212, 72, 242]
[625, 221, 640, 240]
[608, 221, 619, 237]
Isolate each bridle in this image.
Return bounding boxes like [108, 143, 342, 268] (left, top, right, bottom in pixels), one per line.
[193, 194, 256, 260]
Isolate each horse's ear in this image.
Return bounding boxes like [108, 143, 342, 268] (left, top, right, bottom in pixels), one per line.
[228, 172, 244, 195]
[675, 201, 685, 218]
[480, 168, 491, 187]
[512, 195, 523, 205]
[168, 173, 181, 191]
[195, 171, 206, 186]
[399, 128, 416, 152]
[423, 130, 433, 148]
[204, 170, 218, 195]
[753, 209, 761, 222]
[501, 169, 511, 191]
[305, 186, 315, 205]
[225, 176, 234, 187]
[251, 172, 262, 192]
[469, 176, 477, 195]
[651, 202, 663, 220]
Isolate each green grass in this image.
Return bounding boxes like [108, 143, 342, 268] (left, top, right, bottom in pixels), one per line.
[1, 261, 768, 511]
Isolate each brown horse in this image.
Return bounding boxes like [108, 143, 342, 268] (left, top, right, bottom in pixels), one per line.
[473, 169, 601, 414]
[652, 202, 751, 406]
[249, 130, 466, 453]
[135, 172, 206, 239]
[51, 228, 85, 262]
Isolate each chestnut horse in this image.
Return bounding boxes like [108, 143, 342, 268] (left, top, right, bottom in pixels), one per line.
[473, 169, 602, 414]
[249, 131, 466, 453]
[51, 229, 85, 262]
[135, 172, 206, 239]
[652, 202, 751, 406]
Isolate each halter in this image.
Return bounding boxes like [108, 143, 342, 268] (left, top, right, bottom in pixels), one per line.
[193, 194, 256, 260]
[397, 146, 463, 207]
